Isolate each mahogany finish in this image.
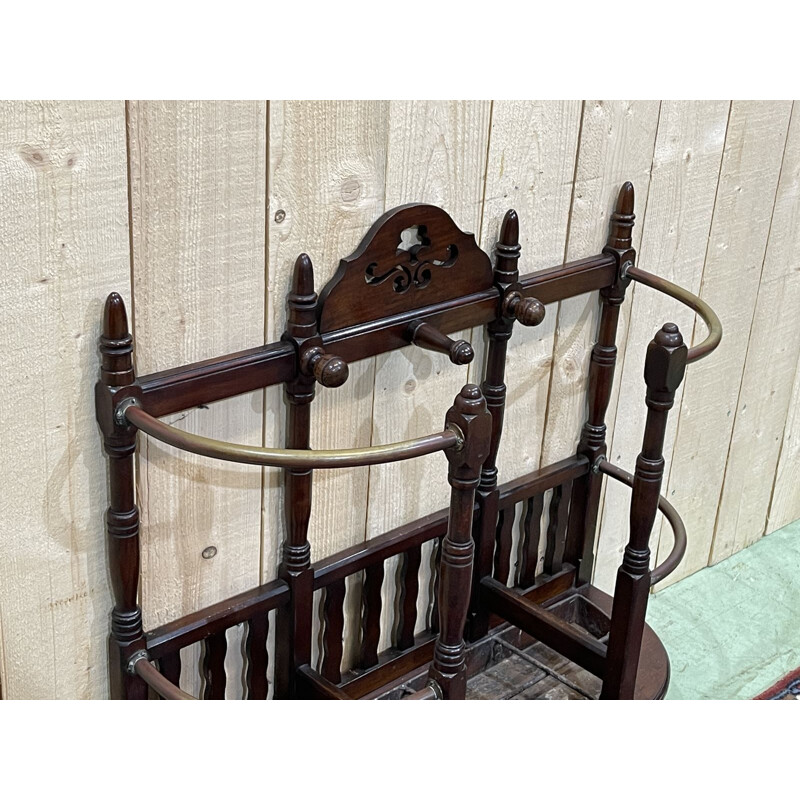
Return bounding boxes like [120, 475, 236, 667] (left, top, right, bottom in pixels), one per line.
[96, 183, 720, 700]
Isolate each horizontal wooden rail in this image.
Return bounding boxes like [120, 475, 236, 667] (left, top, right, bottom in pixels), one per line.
[481, 577, 607, 678]
[597, 459, 687, 585]
[134, 254, 616, 416]
[145, 578, 289, 658]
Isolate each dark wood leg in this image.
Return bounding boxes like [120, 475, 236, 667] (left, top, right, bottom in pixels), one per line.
[601, 324, 687, 699]
[97, 293, 147, 699]
[429, 385, 491, 698]
[565, 183, 635, 582]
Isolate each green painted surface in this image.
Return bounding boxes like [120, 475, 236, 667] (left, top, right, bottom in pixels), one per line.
[646, 520, 800, 699]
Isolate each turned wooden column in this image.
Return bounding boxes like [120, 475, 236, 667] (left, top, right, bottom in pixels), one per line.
[601, 323, 688, 699]
[469, 210, 545, 641]
[274, 254, 348, 699]
[428, 385, 491, 699]
[96, 293, 147, 699]
[565, 182, 635, 582]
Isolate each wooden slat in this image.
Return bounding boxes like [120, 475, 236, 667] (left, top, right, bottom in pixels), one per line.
[493, 507, 515, 586]
[321, 579, 346, 684]
[156, 651, 182, 700]
[266, 102, 389, 675]
[593, 101, 730, 591]
[0, 101, 130, 698]
[395, 544, 422, 651]
[768, 350, 800, 533]
[245, 614, 269, 700]
[428, 538, 443, 633]
[518, 494, 544, 586]
[359, 563, 385, 669]
[652, 101, 793, 586]
[540, 101, 661, 473]
[471, 101, 583, 482]
[715, 103, 800, 554]
[128, 101, 267, 700]
[202, 630, 228, 700]
[544, 480, 572, 574]
[364, 101, 491, 655]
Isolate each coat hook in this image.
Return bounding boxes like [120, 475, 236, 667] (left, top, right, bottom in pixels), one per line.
[406, 320, 474, 365]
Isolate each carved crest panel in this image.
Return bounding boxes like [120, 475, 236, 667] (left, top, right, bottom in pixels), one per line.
[318, 204, 493, 333]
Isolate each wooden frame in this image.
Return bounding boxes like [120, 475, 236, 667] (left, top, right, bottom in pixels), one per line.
[95, 182, 721, 700]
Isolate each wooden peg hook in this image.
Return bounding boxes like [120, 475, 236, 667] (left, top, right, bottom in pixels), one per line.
[406, 320, 474, 366]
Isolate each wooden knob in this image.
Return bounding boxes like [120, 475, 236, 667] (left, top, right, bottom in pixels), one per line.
[502, 291, 545, 327]
[302, 346, 349, 388]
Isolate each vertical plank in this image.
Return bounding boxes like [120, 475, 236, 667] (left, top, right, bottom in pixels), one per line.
[0, 101, 130, 698]
[367, 101, 491, 530]
[364, 101, 491, 653]
[593, 101, 730, 591]
[265, 101, 388, 563]
[653, 101, 793, 586]
[474, 101, 583, 480]
[266, 101, 389, 673]
[714, 103, 800, 557]
[128, 102, 267, 703]
[493, 507, 515, 586]
[540, 100, 661, 470]
[768, 349, 800, 532]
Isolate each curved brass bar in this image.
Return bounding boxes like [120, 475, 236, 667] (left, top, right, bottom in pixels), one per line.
[626, 266, 722, 363]
[132, 656, 197, 700]
[597, 459, 687, 586]
[123, 403, 461, 470]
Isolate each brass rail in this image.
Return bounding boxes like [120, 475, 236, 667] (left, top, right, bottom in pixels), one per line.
[597, 460, 687, 586]
[130, 654, 197, 700]
[626, 266, 722, 363]
[123, 402, 461, 470]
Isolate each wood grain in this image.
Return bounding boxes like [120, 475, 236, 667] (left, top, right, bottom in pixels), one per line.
[714, 102, 800, 557]
[593, 101, 730, 591]
[0, 101, 130, 698]
[128, 101, 267, 697]
[653, 101, 793, 587]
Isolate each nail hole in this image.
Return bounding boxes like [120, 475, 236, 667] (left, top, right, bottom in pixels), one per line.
[202, 546, 218, 560]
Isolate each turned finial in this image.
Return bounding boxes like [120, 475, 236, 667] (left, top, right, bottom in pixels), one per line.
[495, 209, 521, 282]
[100, 292, 134, 388]
[607, 182, 636, 251]
[644, 322, 688, 398]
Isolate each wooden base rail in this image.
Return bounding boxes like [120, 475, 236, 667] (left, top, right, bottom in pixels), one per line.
[97, 183, 721, 700]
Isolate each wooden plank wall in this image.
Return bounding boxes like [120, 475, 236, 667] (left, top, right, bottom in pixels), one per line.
[0, 100, 797, 698]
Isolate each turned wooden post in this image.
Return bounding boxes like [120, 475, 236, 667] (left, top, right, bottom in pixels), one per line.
[429, 385, 491, 698]
[601, 323, 688, 699]
[565, 182, 635, 581]
[274, 254, 348, 699]
[469, 210, 545, 641]
[96, 293, 147, 699]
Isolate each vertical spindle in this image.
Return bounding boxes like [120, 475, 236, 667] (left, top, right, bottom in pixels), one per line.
[565, 183, 635, 582]
[428, 385, 492, 699]
[245, 614, 269, 700]
[359, 562, 385, 669]
[202, 630, 228, 700]
[517, 494, 544, 586]
[321, 580, 346, 683]
[274, 254, 318, 699]
[544, 481, 572, 575]
[601, 323, 688, 699]
[395, 545, 422, 651]
[97, 292, 147, 699]
[470, 210, 545, 640]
